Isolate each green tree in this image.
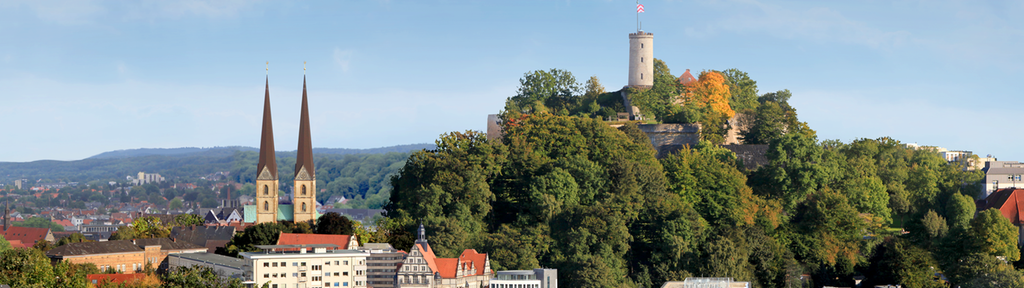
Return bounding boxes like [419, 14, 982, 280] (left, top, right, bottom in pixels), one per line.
[315, 212, 354, 235]
[972, 208, 1020, 262]
[223, 222, 293, 257]
[789, 188, 864, 274]
[720, 68, 759, 113]
[56, 233, 91, 247]
[749, 132, 841, 214]
[173, 214, 203, 227]
[945, 192, 976, 231]
[505, 69, 581, 115]
[169, 198, 183, 209]
[661, 141, 762, 227]
[0, 235, 11, 252]
[160, 265, 244, 288]
[0, 248, 57, 287]
[15, 216, 65, 232]
[863, 238, 944, 288]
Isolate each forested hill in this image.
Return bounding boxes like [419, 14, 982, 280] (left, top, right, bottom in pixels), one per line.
[0, 144, 434, 184]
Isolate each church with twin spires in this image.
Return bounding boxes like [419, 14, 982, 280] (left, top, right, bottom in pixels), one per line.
[253, 74, 319, 224]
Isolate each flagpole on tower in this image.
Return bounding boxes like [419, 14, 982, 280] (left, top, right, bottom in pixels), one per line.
[637, 0, 640, 32]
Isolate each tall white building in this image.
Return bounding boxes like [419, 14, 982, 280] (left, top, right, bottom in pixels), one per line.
[241, 244, 369, 288]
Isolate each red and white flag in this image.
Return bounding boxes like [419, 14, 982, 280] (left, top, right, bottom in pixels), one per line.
[637, 4, 645, 13]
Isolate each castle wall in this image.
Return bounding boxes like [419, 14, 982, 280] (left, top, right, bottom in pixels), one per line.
[637, 123, 701, 158]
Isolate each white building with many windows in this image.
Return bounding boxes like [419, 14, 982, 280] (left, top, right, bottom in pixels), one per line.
[240, 244, 369, 288]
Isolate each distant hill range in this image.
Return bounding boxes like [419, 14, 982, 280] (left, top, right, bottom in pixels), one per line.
[87, 144, 435, 159]
[0, 144, 435, 183]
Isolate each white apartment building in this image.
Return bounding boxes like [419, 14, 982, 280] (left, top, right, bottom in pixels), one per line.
[489, 269, 557, 288]
[241, 244, 369, 288]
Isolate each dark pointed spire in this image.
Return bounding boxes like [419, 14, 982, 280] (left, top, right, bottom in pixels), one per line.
[295, 75, 315, 178]
[257, 76, 278, 179]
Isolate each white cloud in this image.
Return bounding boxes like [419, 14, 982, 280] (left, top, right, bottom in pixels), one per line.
[333, 48, 354, 73]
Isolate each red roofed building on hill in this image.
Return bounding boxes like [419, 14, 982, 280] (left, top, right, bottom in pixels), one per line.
[977, 188, 1024, 244]
[397, 224, 492, 288]
[276, 232, 359, 250]
[2, 226, 54, 246]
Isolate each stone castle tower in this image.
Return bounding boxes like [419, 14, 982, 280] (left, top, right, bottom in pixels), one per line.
[292, 76, 317, 223]
[627, 31, 654, 88]
[256, 76, 280, 224]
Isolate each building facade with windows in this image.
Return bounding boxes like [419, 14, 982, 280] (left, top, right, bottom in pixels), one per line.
[240, 244, 369, 288]
[396, 224, 492, 288]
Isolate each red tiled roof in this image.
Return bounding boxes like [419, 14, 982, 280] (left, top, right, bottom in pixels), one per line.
[678, 69, 697, 86]
[54, 219, 73, 227]
[415, 244, 439, 274]
[979, 188, 1024, 225]
[2, 226, 49, 245]
[459, 249, 489, 276]
[276, 233, 355, 249]
[8, 240, 27, 249]
[434, 258, 458, 278]
[87, 274, 147, 285]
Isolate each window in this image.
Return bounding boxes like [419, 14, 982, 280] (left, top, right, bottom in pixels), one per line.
[344, 282, 349, 287]
[343, 261, 348, 265]
[273, 262, 278, 267]
[302, 202, 307, 212]
[264, 185, 269, 195]
[264, 263, 270, 267]
[301, 273, 307, 277]
[301, 262, 307, 266]
[272, 285, 277, 288]
[325, 261, 330, 266]
[293, 262, 298, 267]
[264, 201, 269, 211]
[641, 73, 643, 79]
[343, 271, 349, 276]
[334, 261, 339, 265]
[413, 266, 417, 271]
[302, 185, 306, 195]
[641, 57, 644, 62]
[312, 265, 322, 271]
[334, 272, 340, 276]
[313, 276, 322, 281]
[281, 262, 286, 266]
[273, 273, 278, 278]
[264, 273, 270, 278]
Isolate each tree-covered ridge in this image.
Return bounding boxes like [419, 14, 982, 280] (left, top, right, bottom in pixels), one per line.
[384, 68, 1017, 287]
[0, 144, 432, 184]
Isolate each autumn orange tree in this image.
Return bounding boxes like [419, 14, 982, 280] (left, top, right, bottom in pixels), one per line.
[670, 70, 734, 143]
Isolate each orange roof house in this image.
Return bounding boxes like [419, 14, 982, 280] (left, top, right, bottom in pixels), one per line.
[677, 69, 697, 86]
[276, 232, 359, 250]
[2, 226, 54, 245]
[397, 224, 492, 287]
[977, 188, 1024, 225]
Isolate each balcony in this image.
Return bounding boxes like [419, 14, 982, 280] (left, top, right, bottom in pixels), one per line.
[298, 266, 307, 271]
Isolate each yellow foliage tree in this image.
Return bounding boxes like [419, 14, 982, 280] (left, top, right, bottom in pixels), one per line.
[682, 71, 734, 119]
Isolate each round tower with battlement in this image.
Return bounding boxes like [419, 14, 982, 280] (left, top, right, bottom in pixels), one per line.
[628, 31, 654, 88]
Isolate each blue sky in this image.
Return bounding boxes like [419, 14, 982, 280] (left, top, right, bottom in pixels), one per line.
[0, 0, 1021, 162]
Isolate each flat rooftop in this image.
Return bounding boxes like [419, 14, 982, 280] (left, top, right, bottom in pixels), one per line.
[169, 252, 246, 269]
